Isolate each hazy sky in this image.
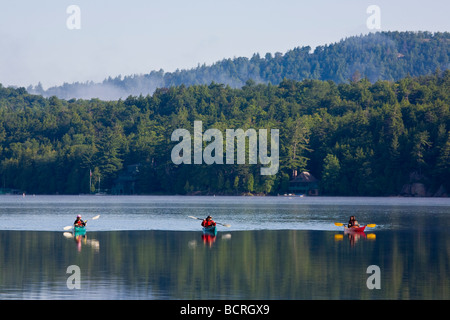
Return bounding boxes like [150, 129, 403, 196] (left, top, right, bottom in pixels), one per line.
[0, 0, 448, 89]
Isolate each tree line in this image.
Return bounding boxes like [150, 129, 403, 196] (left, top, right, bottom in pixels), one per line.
[28, 31, 450, 100]
[0, 70, 449, 196]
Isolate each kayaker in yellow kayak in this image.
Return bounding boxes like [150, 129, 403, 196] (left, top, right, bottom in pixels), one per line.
[347, 216, 360, 228]
[74, 214, 86, 227]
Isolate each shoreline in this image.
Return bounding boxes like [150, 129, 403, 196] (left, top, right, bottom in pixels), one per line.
[1, 192, 448, 198]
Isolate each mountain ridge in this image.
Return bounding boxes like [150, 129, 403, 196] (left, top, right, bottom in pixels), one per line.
[28, 31, 449, 100]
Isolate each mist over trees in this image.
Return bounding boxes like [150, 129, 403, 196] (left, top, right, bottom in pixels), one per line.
[28, 31, 450, 100]
[1, 70, 449, 196]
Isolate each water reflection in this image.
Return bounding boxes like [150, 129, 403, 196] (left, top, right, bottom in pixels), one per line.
[334, 230, 376, 246]
[345, 229, 367, 246]
[201, 233, 216, 247]
[63, 231, 100, 252]
[189, 232, 232, 249]
[0, 228, 448, 300]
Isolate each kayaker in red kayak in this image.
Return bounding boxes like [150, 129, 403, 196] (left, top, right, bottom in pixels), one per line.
[201, 215, 216, 228]
[347, 216, 360, 228]
[74, 215, 86, 227]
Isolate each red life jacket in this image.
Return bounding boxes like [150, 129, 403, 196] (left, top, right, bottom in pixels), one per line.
[202, 219, 215, 227]
[75, 219, 85, 226]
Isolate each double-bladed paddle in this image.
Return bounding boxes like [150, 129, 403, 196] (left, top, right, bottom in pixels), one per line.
[188, 215, 231, 227]
[63, 215, 100, 230]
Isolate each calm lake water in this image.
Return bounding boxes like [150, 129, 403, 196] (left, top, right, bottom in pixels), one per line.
[0, 195, 448, 300]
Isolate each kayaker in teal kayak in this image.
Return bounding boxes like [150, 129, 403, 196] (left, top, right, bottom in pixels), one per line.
[348, 216, 360, 228]
[74, 215, 86, 227]
[201, 215, 216, 228]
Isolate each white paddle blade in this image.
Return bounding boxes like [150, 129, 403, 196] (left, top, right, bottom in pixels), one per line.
[92, 215, 100, 220]
[63, 225, 73, 230]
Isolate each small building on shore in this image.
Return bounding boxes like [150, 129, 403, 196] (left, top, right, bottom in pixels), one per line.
[111, 164, 140, 195]
[288, 171, 319, 196]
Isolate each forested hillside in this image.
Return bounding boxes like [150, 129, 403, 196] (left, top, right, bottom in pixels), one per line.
[28, 31, 450, 100]
[1, 71, 449, 196]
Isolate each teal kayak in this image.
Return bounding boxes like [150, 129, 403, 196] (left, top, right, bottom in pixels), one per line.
[202, 225, 217, 236]
[74, 225, 86, 236]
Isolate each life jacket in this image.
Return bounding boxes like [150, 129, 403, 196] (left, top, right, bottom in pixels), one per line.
[202, 219, 215, 227]
[75, 219, 85, 226]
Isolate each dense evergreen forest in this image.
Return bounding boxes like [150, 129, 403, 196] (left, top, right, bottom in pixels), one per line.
[28, 31, 450, 100]
[1, 70, 449, 196]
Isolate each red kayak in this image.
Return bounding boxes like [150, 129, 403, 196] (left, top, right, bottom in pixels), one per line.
[344, 226, 366, 233]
